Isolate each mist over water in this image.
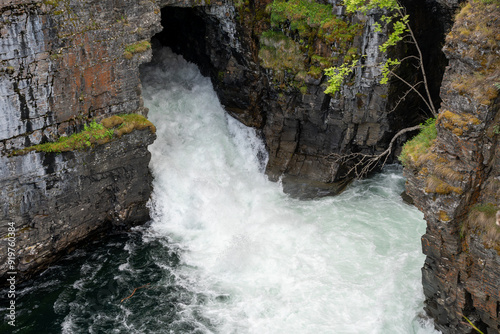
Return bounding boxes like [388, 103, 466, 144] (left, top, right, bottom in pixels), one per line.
[3, 48, 441, 334]
[140, 48, 440, 334]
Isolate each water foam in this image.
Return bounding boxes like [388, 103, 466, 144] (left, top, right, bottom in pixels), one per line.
[141, 48, 441, 334]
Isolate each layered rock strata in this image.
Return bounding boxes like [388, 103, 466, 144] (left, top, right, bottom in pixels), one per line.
[404, 1, 500, 332]
[0, 129, 156, 281]
[155, 0, 451, 198]
[0, 0, 161, 281]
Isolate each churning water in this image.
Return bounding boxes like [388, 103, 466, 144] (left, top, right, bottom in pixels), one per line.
[2, 48, 440, 334]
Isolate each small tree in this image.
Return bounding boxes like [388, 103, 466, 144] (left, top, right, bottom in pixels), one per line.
[324, 0, 438, 178]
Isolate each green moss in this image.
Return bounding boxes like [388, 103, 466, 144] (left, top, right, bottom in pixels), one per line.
[218, 71, 225, 82]
[471, 203, 498, 217]
[260, 0, 363, 90]
[43, 0, 61, 6]
[268, 0, 362, 53]
[124, 40, 151, 59]
[311, 55, 334, 68]
[258, 31, 305, 72]
[307, 66, 323, 78]
[270, 0, 337, 29]
[343, 47, 359, 62]
[11, 114, 155, 156]
[399, 118, 437, 166]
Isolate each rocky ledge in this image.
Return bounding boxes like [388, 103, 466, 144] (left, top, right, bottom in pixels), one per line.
[403, 1, 500, 332]
[0, 0, 161, 282]
[0, 125, 156, 283]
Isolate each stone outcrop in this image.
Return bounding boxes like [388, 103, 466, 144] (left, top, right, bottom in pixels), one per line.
[0, 0, 161, 281]
[0, 129, 156, 281]
[154, 0, 419, 198]
[403, 1, 500, 332]
[0, 0, 161, 148]
[154, 0, 455, 198]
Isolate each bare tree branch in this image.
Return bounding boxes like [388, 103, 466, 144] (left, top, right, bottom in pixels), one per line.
[120, 283, 151, 303]
[388, 70, 437, 117]
[396, 4, 437, 116]
[389, 80, 424, 113]
[325, 125, 422, 179]
[322, 1, 438, 181]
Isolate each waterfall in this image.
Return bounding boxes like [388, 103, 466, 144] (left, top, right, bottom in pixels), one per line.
[5, 48, 441, 334]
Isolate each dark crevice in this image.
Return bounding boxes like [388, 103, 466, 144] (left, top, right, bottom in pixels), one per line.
[154, 7, 213, 77]
[390, 0, 454, 130]
[151, 5, 265, 128]
[464, 290, 489, 333]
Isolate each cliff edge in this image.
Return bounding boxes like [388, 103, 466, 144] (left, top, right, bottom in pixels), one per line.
[403, 1, 500, 332]
[0, 0, 161, 282]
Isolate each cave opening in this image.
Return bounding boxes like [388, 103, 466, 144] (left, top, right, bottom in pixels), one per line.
[151, 5, 240, 86]
[153, 6, 213, 77]
[390, 0, 456, 129]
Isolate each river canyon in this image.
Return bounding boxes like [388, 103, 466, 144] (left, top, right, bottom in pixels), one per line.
[0, 0, 499, 333]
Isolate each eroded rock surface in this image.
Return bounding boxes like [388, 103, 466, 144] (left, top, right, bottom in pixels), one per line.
[404, 1, 500, 332]
[0, 0, 161, 281]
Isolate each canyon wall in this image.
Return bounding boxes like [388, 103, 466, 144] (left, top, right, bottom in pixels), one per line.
[404, 1, 500, 332]
[156, 0, 424, 198]
[2, 1, 499, 332]
[0, 0, 161, 281]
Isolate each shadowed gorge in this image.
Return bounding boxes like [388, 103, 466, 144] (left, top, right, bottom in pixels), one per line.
[0, 0, 498, 332]
[1, 48, 440, 333]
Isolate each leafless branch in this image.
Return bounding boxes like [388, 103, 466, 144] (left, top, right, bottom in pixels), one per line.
[389, 80, 424, 113]
[325, 125, 422, 179]
[396, 4, 437, 116]
[388, 70, 436, 117]
[120, 283, 151, 303]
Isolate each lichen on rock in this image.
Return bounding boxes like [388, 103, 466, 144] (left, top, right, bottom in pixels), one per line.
[403, 1, 500, 332]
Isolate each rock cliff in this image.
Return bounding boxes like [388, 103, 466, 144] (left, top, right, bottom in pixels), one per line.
[2, 2, 498, 332]
[403, 1, 500, 332]
[0, 0, 161, 281]
[155, 0, 422, 198]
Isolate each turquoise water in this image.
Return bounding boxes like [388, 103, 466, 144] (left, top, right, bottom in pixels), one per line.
[1, 48, 440, 334]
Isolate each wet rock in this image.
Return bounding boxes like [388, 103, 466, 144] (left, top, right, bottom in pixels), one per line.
[403, 1, 500, 332]
[0, 129, 156, 283]
[0, 0, 161, 282]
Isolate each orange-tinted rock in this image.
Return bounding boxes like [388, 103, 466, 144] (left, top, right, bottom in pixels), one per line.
[404, 1, 500, 332]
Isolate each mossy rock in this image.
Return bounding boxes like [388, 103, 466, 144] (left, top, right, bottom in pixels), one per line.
[101, 115, 124, 129]
[11, 114, 155, 156]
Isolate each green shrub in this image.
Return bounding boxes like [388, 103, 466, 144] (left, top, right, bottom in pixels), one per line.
[398, 118, 437, 166]
[124, 40, 151, 59]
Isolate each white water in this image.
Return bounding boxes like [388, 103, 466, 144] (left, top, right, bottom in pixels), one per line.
[141, 48, 440, 334]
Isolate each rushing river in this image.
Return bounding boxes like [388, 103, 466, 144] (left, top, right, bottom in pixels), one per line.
[2, 48, 440, 334]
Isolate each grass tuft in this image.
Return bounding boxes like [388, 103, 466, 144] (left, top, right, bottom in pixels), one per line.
[465, 203, 500, 251]
[399, 118, 437, 167]
[124, 40, 151, 60]
[11, 114, 155, 155]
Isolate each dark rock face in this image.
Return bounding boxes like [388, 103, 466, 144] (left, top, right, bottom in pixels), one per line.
[0, 130, 156, 282]
[403, 1, 500, 332]
[156, 4, 266, 128]
[0, 0, 161, 148]
[155, 0, 425, 198]
[0, 0, 161, 281]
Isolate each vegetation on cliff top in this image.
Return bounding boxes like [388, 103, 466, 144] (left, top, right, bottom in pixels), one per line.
[268, 0, 362, 51]
[398, 118, 436, 167]
[124, 40, 151, 60]
[258, 0, 362, 89]
[11, 114, 155, 156]
[446, 0, 500, 105]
